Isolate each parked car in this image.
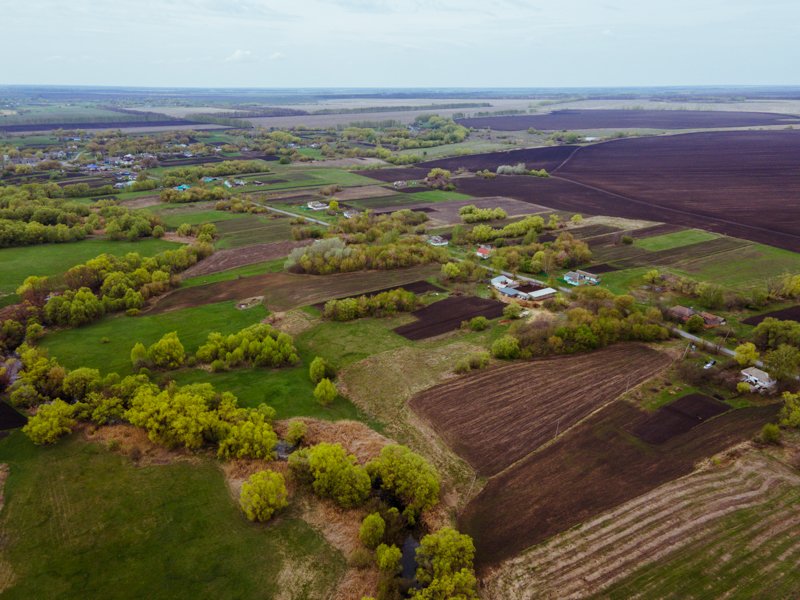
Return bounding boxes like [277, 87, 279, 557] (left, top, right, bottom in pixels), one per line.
[703, 359, 717, 370]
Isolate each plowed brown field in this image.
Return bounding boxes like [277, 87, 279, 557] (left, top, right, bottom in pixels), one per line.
[410, 344, 671, 476]
[460, 402, 778, 568]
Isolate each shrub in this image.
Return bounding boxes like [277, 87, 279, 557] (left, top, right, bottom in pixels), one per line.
[285, 419, 307, 446]
[503, 302, 523, 319]
[314, 378, 337, 406]
[289, 442, 371, 508]
[467, 316, 489, 331]
[621, 235, 634, 245]
[736, 381, 751, 394]
[375, 543, 402, 574]
[685, 314, 705, 334]
[415, 527, 476, 589]
[359, 512, 386, 549]
[23, 399, 76, 445]
[760, 423, 782, 445]
[239, 470, 289, 522]
[309, 356, 334, 383]
[491, 335, 520, 359]
[147, 332, 185, 369]
[196, 324, 298, 369]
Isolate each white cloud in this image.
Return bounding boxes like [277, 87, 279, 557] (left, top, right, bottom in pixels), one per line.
[269, 51, 286, 60]
[224, 49, 252, 62]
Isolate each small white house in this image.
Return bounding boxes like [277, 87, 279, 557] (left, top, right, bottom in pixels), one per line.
[491, 275, 519, 290]
[741, 367, 777, 392]
[427, 235, 449, 247]
[307, 201, 329, 211]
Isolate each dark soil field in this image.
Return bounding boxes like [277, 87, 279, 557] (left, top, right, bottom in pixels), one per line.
[0, 402, 27, 430]
[583, 263, 620, 274]
[421, 145, 578, 173]
[180, 240, 312, 278]
[358, 167, 429, 183]
[410, 345, 671, 475]
[393, 296, 505, 340]
[632, 394, 729, 444]
[742, 305, 800, 326]
[456, 109, 800, 131]
[556, 130, 800, 251]
[460, 401, 778, 569]
[450, 130, 800, 251]
[148, 265, 441, 314]
[0, 119, 206, 132]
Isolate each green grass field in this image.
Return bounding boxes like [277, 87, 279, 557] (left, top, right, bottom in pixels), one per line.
[672, 243, 800, 288]
[0, 238, 180, 297]
[214, 216, 294, 249]
[408, 190, 473, 202]
[40, 301, 268, 375]
[166, 365, 372, 423]
[0, 433, 344, 600]
[634, 229, 719, 252]
[153, 209, 246, 228]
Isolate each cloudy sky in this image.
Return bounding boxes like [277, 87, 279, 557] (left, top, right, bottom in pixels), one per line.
[3, 0, 798, 87]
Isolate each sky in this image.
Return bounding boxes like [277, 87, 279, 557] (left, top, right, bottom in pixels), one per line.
[3, 0, 799, 88]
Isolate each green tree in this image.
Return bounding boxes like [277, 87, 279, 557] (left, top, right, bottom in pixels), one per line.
[147, 332, 185, 369]
[314, 378, 337, 406]
[411, 569, 478, 600]
[309, 356, 331, 383]
[367, 444, 440, 523]
[328, 199, 339, 211]
[734, 342, 760, 367]
[62, 367, 102, 400]
[779, 391, 800, 427]
[130, 342, 148, 369]
[239, 470, 289, 522]
[764, 344, 800, 382]
[415, 527, 476, 589]
[23, 399, 76, 445]
[359, 512, 386, 549]
[685, 314, 705, 333]
[570, 213, 583, 225]
[290, 442, 371, 508]
[375, 543, 402, 574]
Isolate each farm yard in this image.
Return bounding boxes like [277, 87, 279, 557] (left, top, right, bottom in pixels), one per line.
[485, 450, 800, 600]
[411, 345, 671, 475]
[456, 109, 800, 131]
[460, 401, 778, 568]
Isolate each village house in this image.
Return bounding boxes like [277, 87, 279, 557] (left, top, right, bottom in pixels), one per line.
[476, 245, 493, 260]
[564, 270, 601, 286]
[668, 305, 726, 328]
[307, 200, 329, 211]
[741, 367, 776, 392]
[343, 209, 360, 219]
[427, 235, 449, 247]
